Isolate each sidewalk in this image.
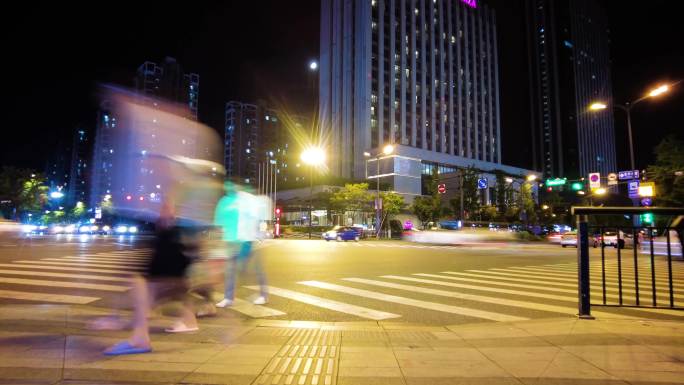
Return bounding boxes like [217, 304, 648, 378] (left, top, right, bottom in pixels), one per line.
[1, 304, 683, 385]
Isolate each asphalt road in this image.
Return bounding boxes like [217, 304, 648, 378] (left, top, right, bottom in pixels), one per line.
[1, 232, 682, 325]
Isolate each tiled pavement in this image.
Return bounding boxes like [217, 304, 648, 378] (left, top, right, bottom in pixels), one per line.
[1, 304, 684, 385]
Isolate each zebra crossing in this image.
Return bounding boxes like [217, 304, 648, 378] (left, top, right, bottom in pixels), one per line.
[0, 249, 148, 304]
[0, 248, 682, 323]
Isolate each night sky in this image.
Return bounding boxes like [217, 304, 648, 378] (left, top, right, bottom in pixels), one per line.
[1, 1, 681, 174]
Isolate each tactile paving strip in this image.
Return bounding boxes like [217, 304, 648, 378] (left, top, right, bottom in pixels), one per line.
[256, 329, 340, 385]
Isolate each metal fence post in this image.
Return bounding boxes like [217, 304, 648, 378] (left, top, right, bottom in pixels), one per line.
[577, 215, 594, 319]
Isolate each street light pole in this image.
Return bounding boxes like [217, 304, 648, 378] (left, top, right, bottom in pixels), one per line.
[301, 147, 326, 240]
[376, 158, 381, 239]
[590, 82, 676, 172]
[308, 164, 313, 239]
[625, 105, 635, 171]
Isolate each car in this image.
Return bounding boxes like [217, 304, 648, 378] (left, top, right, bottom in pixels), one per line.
[561, 231, 599, 248]
[439, 220, 462, 230]
[597, 230, 635, 249]
[114, 224, 139, 235]
[547, 232, 562, 243]
[322, 226, 360, 242]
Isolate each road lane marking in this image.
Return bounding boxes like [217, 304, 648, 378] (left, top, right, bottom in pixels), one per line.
[37, 258, 141, 270]
[499, 267, 684, 289]
[42, 258, 142, 267]
[435, 272, 679, 304]
[0, 277, 128, 292]
[469, 269, 683, 297]
[228, 298, 286, 318]
[512, 265, 684, 281]
[84, 253, 149, 260]
[0, 269, 130, 282]
[385, 275, 672, 305]
[245, 285, 400, 320]
[60, 256, 147, 264]
[344, 277, 655, 319]
[20, 260, 140, 270]
[442, 271, 578, 289]
[299, 280, 526, 322]
[0, 289, 99, 304]
[416, 273, 578, 294]
[384, 275, 574, 301]
[0, 263, 134, 275]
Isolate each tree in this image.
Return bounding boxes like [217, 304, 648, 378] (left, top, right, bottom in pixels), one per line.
[380, 191, 405, 229]
[646, 136, 684, 207]
[329, 183, 374, 224]
[70, 201, 86, 221]
[449, 166, 480, 219]
[520, 182, 537, 226]
[0, 167, 48, 219]
[478, 205, 499, 222]
[412, 196, 437, 229]
[493, 170, 513, 213]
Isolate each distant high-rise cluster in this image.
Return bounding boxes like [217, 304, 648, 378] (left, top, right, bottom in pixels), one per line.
[89, 57, 200, 208]
[224, 101, 309, 187]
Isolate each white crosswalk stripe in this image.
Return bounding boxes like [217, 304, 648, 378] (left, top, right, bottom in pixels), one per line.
[0, 289, 99, 304]
[0, 250, 146, 304]
[1, 249, 682, 322]
[245, 285, 400, 320]
[229, 298, 287, 318]
[16, 260, 141, 270]
[298, 280, 527, 322]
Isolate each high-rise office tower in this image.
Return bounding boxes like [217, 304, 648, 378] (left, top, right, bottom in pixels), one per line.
[319, 0, 530, 198]
[526, 0, 616, 180]
[67, 128, 90, 206]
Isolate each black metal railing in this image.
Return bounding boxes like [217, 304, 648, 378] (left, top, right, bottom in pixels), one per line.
[571, 207, 684, 319]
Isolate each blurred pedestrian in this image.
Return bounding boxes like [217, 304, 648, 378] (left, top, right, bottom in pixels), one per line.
[215, 183, 270, 307]
[104, 202, 198, 356]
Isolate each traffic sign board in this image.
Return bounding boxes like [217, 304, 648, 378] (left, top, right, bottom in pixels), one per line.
[638, 182, 655, 197]
[628, 180, 640, 198]
[589, 173, 601, 189]
[477, 178, 488, 189]
[545, 178, 567, 187]
[437, 183, 446, 194]
[607, 173, 618, 186]
[618, 170, 640, 180]
[641, 198, 652, 207]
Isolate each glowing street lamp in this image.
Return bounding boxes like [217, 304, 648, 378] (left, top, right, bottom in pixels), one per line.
[589, 102, 608, 111]
[589, 82, 675, 170]
[308, 61, 318, 71]
[648, 84, 669, 97]
[300, 147, 326, 239]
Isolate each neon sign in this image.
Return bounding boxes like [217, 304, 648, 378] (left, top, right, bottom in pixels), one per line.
[461, 0, 477, 8]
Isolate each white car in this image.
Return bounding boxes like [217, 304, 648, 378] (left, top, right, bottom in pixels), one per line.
[560, 231, 577, 247]
[561, 231, 600, 248]
[599, 230, 635, 249]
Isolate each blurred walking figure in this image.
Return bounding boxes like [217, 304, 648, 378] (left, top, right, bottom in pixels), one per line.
[215, 182, 271, 307]
[104, 202, 198, 355]
[98, 86, 225, 355]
